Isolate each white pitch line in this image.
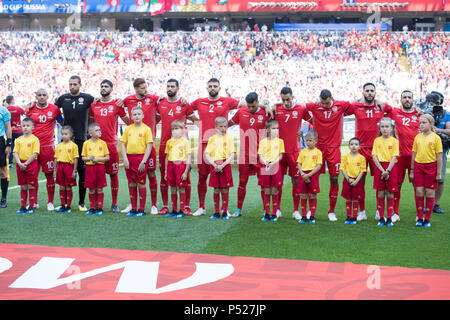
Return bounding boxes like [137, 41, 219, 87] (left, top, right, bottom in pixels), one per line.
[8, 179, 47, 191]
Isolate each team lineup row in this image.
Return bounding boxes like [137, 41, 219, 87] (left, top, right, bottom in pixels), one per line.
[3, 77, 449, 228]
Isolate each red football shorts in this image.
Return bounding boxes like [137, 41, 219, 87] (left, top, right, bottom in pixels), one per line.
[258, 163, 283, 188]
[296, 170, 320, 194]
[318, 145, 341, 176]
[208, 161, 233, 188]
[166, 161, 190, 187]
[238, 163, 259, 177]
[125, 154, 148, 185]
[16, 160, 39, 187]
[56, 162, 77, 187]
[280, 153, 299, 178]
[373, 162, 398, 192]
[147, 145, 157, 171]
[84, 164, 107, 189]
[359, 147, 375, 176]
[413, 162, 438, 190]
[397, 155, 413, 184]
[341, 177, 365, 201]
[38, 145, 55, 174]
[105, 143, 120, 175]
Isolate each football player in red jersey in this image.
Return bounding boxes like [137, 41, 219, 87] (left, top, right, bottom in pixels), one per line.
[305, 90, 351, 221]
[228, 92, 269, 217]
[89, 80, 130, 213]
[155, 79, 197, 216]
[273, 87, 312, 219]
[122, 78, 160, 214]
[190, 78, 243, 216]
[389, 90, 421, 222]
[346, 83, 393, 221]
[26, 89, 64, 210]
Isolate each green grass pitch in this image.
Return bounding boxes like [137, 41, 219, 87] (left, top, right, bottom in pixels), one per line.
[1, 163, 449, 271]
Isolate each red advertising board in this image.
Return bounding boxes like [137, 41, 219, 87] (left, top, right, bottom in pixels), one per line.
[171, 0, 448, 13]
[1, 243, 450, 300]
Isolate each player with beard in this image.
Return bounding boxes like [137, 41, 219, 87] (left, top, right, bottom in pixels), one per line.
[122, 78, 160, 214]
[89, 80, 130, 213]
[305, 90, 351, 221]
[190, 78, 244, 216]
[155, 79, 197, 215]
[387, 90, 421, 222]
[346, 83, 393, 221]
[26, 89, 64, 211]
[55, 76, 95, 212]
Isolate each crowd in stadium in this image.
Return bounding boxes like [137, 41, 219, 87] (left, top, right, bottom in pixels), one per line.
[0, 30, 448, 109]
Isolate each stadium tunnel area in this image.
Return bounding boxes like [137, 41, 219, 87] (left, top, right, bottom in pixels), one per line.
[0, 11, 449, 32]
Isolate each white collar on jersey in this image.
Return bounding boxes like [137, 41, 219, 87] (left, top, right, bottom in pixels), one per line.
[401, 107, 415, 114]
[100, 98, 114, 103]
[167, 96, 181, 103]
[207, 96, 221, 102]
[36, 103, 49, 109]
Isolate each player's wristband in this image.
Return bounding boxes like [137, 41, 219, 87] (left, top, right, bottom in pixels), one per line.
[386, 169, 391, 173]
[6, 138, 12, 147]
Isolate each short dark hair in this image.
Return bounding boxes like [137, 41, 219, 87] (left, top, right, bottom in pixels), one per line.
[69, 75, 81, 84]
[280, 87, 293, 95]
[401, 90, 413, 98]
[101, 79, 113, 88]
[167, 78, 179, 87]
[349, 137, 361, 144]
[320, 89, 332, 100]
[363, 82, 376, 90]
[22, 117, 34, 125]
[245, 92, 258, 104]
[5, 95, 14, 105]
[207, 78, 220, 85]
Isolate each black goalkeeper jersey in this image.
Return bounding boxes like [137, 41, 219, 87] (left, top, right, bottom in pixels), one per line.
[55, 93, 95, 141]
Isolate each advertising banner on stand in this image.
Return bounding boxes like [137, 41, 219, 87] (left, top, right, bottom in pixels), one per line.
[0, 0, 81, 14]
[0, 0, 446, 14]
